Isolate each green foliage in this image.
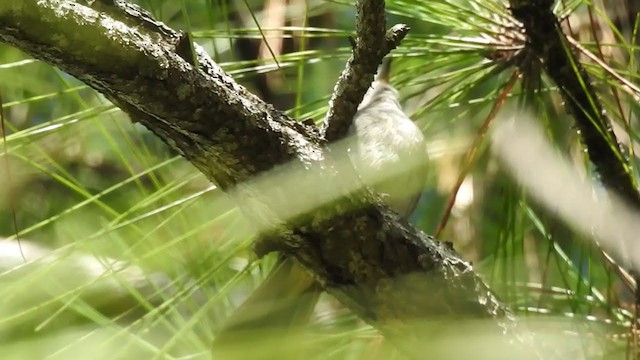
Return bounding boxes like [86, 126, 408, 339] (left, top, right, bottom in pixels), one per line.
[0, 0, 638, 358]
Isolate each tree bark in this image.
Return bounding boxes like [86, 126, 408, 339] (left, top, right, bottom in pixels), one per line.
[0, 0, 533, 354]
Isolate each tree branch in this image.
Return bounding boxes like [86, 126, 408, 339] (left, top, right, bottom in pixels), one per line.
[510, 0, 640, 336]
[0, 0, 533, 353]
[321, 0, 410, 142]
[509, 0, 640, 207]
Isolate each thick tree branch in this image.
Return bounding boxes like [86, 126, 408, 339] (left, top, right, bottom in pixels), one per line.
[0, 0, 533, 353]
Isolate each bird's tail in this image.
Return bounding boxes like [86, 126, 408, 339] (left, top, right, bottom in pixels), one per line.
[212, 257, 320, 358]
[377, 56, 392, 83]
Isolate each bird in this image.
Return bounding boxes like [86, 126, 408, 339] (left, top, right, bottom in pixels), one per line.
[212, 58, 429, 356]
[348, 58, 428, 217]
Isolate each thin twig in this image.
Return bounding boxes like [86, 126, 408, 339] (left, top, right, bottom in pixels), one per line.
[435, 71, 520, 238]
[566, 35, 640, 103]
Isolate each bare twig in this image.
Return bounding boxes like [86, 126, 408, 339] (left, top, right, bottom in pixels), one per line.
[436, 71, 520, 238]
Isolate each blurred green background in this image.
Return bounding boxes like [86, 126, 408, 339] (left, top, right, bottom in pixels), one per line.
[0, 0, 639, 358]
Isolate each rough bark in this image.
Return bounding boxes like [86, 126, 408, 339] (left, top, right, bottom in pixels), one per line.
[0, 0, 531, 353]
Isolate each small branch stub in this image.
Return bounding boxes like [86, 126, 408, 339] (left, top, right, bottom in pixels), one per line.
[384, 24, 410, 53]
